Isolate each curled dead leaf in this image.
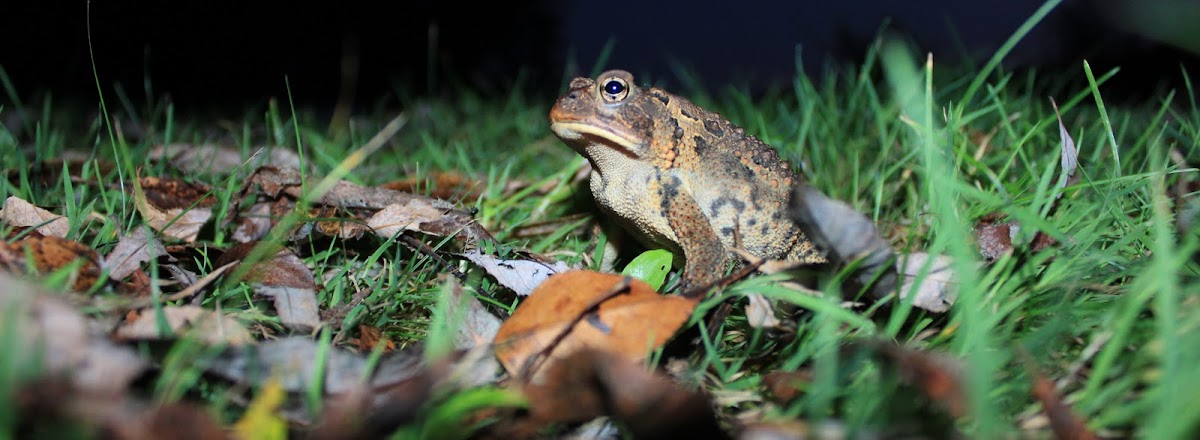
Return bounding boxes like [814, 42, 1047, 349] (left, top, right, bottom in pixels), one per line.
[135, 176, 215, 242]
[518, 349, 725, 439]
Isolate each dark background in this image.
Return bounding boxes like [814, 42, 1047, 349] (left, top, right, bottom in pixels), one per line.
[3, 0, 1198, 114]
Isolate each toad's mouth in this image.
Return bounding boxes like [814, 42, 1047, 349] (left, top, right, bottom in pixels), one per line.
[550, 121, 643, 153]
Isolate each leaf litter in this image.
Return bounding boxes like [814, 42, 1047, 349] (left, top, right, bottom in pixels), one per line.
[0, 98, 1108, 439]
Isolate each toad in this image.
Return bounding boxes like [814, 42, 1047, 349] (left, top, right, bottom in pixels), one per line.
[549, 70, 824, 293]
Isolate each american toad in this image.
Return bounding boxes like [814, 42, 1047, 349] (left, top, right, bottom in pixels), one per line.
[549, 69, 824, 292]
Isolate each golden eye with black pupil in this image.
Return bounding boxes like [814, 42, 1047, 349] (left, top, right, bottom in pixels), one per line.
[600, 77, 629, 102]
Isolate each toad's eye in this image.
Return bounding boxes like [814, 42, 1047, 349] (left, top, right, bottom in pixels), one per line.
[600, 77, 629, 102]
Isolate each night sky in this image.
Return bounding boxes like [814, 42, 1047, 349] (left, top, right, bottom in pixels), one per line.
[3, 0, 1196, 113]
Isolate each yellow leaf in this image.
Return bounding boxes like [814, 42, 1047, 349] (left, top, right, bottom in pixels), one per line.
[233, 378, 288, 440]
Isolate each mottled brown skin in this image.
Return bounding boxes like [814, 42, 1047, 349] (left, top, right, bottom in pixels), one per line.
[549, 70, 825, 292]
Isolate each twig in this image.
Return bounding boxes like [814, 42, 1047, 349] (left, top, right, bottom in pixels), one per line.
[398, 234, 466, 281]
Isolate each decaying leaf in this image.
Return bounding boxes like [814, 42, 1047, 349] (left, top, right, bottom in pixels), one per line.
[974, 216, 1057, 263]
[762, 370, 814, 405]
[975, 218, 1018, 262]
[103, 226, 168, 281]
[0, 195, 70, 237]
[459, 249, 572, 296]
[444, 276, 503, 349]
[367, 199, 451, 237]
[1, 272, 148, 394]
[114, 305, 253, 346]
[217, 241, 321, 332]
[232, 201, 274, 243]
[135, 176, 216, 242]
[354, 324, 397, 353]
[973, 101, 1075, 261]
[382, 171, 486, 203]
[739, 420, 818, 440]
[517, 349, 724, 439]
[16, 382, 226, 440]
[788, 183, 897, 301]
[0, 234, 103, 292]
[1029, 366, 1098, 440]
[871, 342, 968, 418]
[898, 252, 958, 313]
[151, 143, 305, 175]
[311, 205, 370, 240]
[204, 336, 426, 394]
[789, 184, 960, 312]
[492, 270, 696, 379]
[238, 166, 494, 246]
[745, 290, 784, 329]
[1051, 98, 1080, 195]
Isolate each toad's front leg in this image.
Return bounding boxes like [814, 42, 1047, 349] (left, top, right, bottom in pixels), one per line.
[661, 177, 727, 295]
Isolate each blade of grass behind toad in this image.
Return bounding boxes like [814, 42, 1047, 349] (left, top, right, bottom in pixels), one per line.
[882, 40, 1000, 434]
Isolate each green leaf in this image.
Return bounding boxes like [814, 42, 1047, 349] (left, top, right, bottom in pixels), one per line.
[621, 249, 673, 291]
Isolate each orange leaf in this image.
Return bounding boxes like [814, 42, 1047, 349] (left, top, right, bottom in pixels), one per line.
[493, 270, 696, 379]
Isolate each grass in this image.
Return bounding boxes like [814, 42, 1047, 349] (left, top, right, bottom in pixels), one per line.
[3, 8, 1200, 438]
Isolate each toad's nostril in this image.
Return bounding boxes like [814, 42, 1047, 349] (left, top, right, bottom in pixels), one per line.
[567, 90, 580, 100]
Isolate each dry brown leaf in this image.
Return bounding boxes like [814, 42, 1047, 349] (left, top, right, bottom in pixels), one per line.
[151, 143, 305, 175]
[114, 305, 253, 346]
[0, 235, 103, 291]
[135, 176, 216, 242]
[492, 270, 696, 380]
[0, 195, 70, 237]
[103, 227, 167, 281]
[216, 241, 321, 332]
[516, 349, 725, 439]
[459, 249, 572, 296]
